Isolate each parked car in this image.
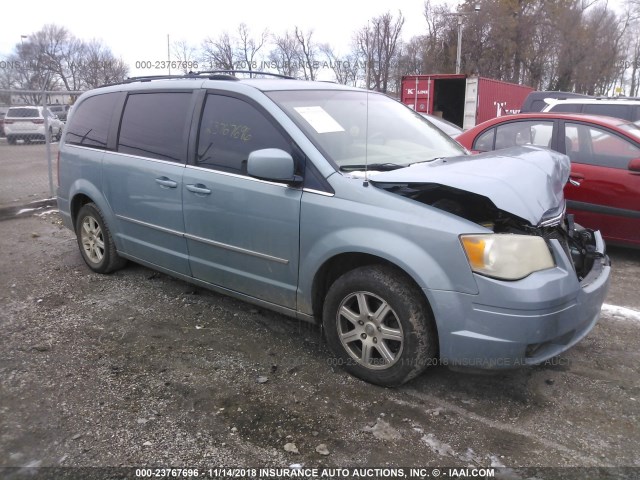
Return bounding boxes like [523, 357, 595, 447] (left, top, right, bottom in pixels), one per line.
[419, 113, 463, 137]
[520, 91, 591, 113]
[48, 104, 70, 121]
[541, 97, 640, 122]
[57, 73, 610, 386]
[456, 112, 640, 248]
[4, 106, 64, 144]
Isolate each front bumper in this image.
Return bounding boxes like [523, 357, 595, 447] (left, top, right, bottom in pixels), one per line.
[428, 232, 610, 368]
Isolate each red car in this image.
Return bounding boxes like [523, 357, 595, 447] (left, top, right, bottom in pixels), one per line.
[456, 113, 640, 248]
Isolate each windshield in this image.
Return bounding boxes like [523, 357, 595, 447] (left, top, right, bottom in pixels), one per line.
[267, 90, 466, 170]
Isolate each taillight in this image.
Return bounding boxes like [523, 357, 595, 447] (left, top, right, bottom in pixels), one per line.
[4, 119, 13, 124]
[32, 119, 44, 124]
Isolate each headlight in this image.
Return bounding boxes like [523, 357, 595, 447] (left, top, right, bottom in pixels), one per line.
[460, 234, 555, 280]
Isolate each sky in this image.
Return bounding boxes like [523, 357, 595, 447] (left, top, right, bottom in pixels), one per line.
[0, 0, 437, 78]
[0, 0, 625, 79]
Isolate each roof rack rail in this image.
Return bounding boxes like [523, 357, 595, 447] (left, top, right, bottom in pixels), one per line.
[588, 96, 640, 101]
[105, 70, 296, 88]
[195, 70, 295, 79]
[119, 74, 200, 84]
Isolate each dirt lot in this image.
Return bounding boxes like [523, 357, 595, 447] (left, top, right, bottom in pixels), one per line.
[1, 141, 640, 479]
[0, 209, 639, 479]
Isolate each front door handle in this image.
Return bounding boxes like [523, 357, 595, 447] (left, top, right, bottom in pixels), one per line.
[569, 173, 584, 187]
[186, 184, 212, 195]
[155, 177, 178, 188]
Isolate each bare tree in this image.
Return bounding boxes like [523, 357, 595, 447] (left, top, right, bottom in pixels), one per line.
[623, 0, 640, 95]
[294, 27, 318, 81]
[237, 23, 268, 73]
[81, 41, 128, 89]
[356, 11, 404, 92]
[269, 31, 301, 77]
[172, 39, 199, 73]
[3, 25, 128, 101]
[201, 32, 235, 71]
[320, 44, 362, 85]
[7, 26, 64, 103]
[396, 36, 427, 76]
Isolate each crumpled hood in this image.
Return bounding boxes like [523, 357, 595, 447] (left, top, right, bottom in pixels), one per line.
[369, 146, 570, 225]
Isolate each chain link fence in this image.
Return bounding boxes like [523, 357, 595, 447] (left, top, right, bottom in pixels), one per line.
[0, 89, 83, 208]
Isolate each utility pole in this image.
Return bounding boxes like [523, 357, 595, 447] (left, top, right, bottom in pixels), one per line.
[444, 5, 480, 75]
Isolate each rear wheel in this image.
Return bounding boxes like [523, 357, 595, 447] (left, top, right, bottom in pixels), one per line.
[7, 135, 16, 145]
[75, 203, 126, 274]
[323, 265, 438, 386]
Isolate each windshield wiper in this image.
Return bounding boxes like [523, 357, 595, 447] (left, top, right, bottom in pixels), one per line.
[409, 157, 444, 166]
[340, 163, 405, 172]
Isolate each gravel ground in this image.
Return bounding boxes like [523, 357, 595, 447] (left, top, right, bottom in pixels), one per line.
[1, 211, 640, 480]
[2, 110, 640, 480]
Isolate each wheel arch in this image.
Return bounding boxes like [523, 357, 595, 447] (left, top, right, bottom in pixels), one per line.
[310, 253, 436, 330]
[70, 193, 94, 228]
[68, 183, 117, 243]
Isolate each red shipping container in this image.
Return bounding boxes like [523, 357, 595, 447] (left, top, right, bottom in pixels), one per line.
[401, 74, 534, 130]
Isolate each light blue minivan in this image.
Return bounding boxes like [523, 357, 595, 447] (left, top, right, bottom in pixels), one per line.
[57, 72, 610, 386]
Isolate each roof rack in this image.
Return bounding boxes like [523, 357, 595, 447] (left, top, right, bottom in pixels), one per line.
[196, 70, 295, 80]
[590, 96, 640, 101]
[120, 74, 199, 84]
[119, 70, 294, 85]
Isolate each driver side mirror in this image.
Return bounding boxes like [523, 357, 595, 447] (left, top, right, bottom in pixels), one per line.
[629, 158, 640, 172]
[247, 148, 302, 184]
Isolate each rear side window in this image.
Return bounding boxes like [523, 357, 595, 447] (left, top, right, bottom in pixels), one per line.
[494, 120, 554, 149]
[118, 92, 192, 163]
[565, 122, 640, 169]
[549, 104, 582, 113]
[66, 93, 119, 149]
[582, 104, 630, 120]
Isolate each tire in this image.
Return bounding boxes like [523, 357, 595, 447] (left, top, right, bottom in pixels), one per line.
[323, 265, 438, 387]
[7, 135, 16, 145]
[75, 203, 127, 274]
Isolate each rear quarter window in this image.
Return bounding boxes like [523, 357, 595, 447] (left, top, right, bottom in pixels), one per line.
[66, 93, 120, 149]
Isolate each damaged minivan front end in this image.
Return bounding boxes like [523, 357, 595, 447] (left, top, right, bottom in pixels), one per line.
[268, 86, 610, 383]
[369, 146, 610, 368]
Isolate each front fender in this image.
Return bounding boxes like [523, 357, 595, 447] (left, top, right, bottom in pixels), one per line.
[297, 225, 479, 316]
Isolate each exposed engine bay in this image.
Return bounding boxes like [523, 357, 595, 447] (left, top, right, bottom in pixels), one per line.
[376, 182, 604, 281]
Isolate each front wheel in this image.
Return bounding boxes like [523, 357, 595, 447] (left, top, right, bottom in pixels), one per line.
[75, 203, 126, 274]
[323, 265, 438, 387]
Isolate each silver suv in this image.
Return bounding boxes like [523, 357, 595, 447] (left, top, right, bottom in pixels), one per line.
[56, 72, 611, 386]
